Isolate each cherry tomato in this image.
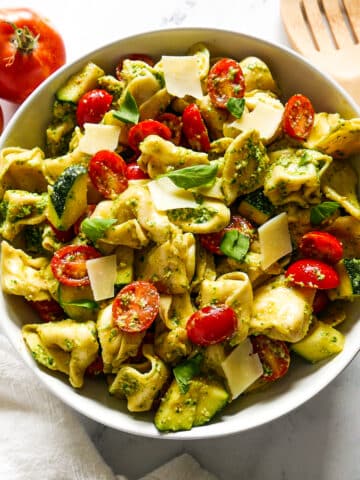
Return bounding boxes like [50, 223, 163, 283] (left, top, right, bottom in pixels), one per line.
[128, 119, 172, 152]
[312, 290, 330, 314]
[285, 258, 339, 289]
[115, 53, 155, 80]
[0, 105, 3, 133]
[48, 220, 74, 243]
[207, 58, 245, 109]
[76, 89, 113, 128]
[126, 163, 149, 180]
[182, 103, 211, 152]
[156, 112, 182, 145]
[199, 215, 254, 255]
[85, 355, 104, 376]
[283, 94, 315, 140]
[51, 245, 101, 287]
[73, 204, 96, 236]
[112, 281, 160, 333]
[299, 231, 343, 265]
[186, 304, 237, 346]
[0, 8, 66, 104]
[251, 335, 290, 382]
[88, 150, 128, 199]
[28, 299, 64, 322]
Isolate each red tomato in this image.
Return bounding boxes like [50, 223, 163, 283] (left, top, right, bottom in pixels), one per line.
[182, 103, 211, 152]
[285, 258, 339, 289]
[51, 245, 101, 287]
[283, 94, 315, 140]
[0, 8, 66, 104]
[156, 112, 182, 145]
[312, 290, 330, 314]
[73, 204, 96, 236]
[299, 231, 343, 265]
[207, 58, 245, 109]
[128, 119, 172, 152]
[199, 215, 254, 255]
[126, 163, 149, 180]
[251, 335, 290, 382]
[0, 105, 3, 133]
[28, 299, 64, 322]
[86, 355, 104, 376]
[115, 53, 155, 80]
[48, 220, 74, 243]
[88, 150, 128, 199]
[186, 304, 237, 346]
[112, 281, 160, 333]
[76, 89, 113, 128]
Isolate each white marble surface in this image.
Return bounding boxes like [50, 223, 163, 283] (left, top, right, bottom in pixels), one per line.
[1, 1, 359, 479]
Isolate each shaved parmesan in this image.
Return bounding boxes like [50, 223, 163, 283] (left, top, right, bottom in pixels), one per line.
[86, 255, 117, 301]
[78, 123, 120, 155]
[147, 176, 199, 211]
[162, 55, 203, 99]
[258, 212, 292, 270]
[221, 338, 263, 399]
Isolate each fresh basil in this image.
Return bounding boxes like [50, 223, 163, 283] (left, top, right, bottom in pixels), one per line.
[220, 230, 250, 261]
[163, 163, 218, 190]
[226, 97, 245, 118]
[61, 299, 99, 309]
[81, 217, 117, 243]
[173, 353, 203, 394]
[310, 201, 340, 225]
[113, 91, 139, 124]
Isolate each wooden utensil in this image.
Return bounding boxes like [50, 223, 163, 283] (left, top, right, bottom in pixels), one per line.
[280, 0, 360, 103]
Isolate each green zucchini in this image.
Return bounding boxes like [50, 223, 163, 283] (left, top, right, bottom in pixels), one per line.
[58, 284, 98, 321]
[56, 62, 105, 104]
[330, 258, 360, 299]
[47, 165, 88, 231]
[238, 188, 275, 225]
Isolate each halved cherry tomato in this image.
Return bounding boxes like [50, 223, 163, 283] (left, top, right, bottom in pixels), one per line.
[126, 162, 149, 180]
[285, 258, 339, 289]
[73, 204, 96, 236]
[156, 112, 182, 145]
[283, 93, 314, 140]
[186, 304, 237, 346]
[88, 150, 128, 199]
[47, 220, 74, 243]
[76, 89, 113, 128]
[207, 58, 245, 109]
[299, 231, 343, 265]
[112, 281, 160, 333]
[86, 355, 104, 376]
[28, 299, 64, 322]
[312, 290, 330, 314]
[115, 53, 155, 80]
[251, 335, 290, 382]
[182, 103, 210, 152]
[51, 245, 101, 287]
[0, 105, 3, 134]
[128, 119, 172, 152]
[199, 215, 254, 255]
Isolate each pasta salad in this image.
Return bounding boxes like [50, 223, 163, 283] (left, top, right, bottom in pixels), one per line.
[1, 43, 360, 432]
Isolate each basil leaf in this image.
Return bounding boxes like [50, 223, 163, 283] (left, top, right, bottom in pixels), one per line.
[163, 163, 218, 190]
[226, 97, 245, 118]
[310, 202, 340, 225]
[62, 299, 99, 309]
[81, 217, 117, 243]
[220, 230, 250, 261]
[113, 91, 139, 124]
[173, 353, 203, 394]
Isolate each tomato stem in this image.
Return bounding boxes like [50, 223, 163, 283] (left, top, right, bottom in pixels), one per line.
[7, 22, 39, 57]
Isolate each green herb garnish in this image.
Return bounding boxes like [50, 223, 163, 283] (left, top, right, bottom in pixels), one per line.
[226, 97, 245, 118]
[162, 163, 218, 190]
[81, 217, 117, 243]
[310, 201, 340, 225]
[173, 353, 203, 394]
[113, 91, 139, 124]
[220, 230, 250, 261]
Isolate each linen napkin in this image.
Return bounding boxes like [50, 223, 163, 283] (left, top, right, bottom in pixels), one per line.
[0, 334, 218, 480]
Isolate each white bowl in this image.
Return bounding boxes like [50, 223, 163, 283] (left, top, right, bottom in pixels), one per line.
[1, 28, 360, 439]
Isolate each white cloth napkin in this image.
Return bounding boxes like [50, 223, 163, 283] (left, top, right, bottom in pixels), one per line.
[0, 334, 217, 480]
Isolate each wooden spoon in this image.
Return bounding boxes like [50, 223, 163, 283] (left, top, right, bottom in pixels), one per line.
[280, 0, 360, 103]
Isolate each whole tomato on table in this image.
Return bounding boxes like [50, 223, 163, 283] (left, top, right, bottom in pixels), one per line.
[0, 8, 66, 104]
[0, 104, 3, 133]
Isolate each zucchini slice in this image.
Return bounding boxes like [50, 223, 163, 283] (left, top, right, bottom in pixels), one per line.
[56, 62, 105, 104]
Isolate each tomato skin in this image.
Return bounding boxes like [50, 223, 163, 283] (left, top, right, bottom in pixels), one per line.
[207, 58, 245, 109]
[186, 304, 237, 346]
[76, 89, 113, 128]
[199, 215, 254, 255]
[128, 119, 172, 152]
[88, 150, 128, 199]
[115, 53, 155, 80]
[283, 94, 315, 140]
[126, 163, 149, 180]
[112, 281, 160, 333]
[85, 355, 104, 376]
[299, 231, 343, 265]
[182, 103, 211, 152]
[312, 290, 330, 314]
[156, 112, 182, 145]
[0, 8, 66, 104]
[51, 245, 102, 287]
[251, 335, 290, 382]
[285, 258, 340, 289]
[48, 220, 74, 243]
[0, 105, 3, 133]
[28, 299, 64, 322]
